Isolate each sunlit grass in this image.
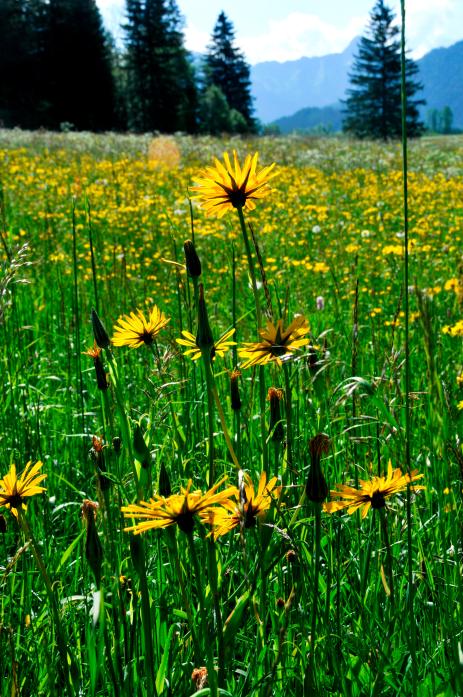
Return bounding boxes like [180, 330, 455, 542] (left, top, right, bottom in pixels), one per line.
[0, 131, 462, 696]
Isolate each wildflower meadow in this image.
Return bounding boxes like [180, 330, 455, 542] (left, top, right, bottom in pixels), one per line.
[1, 128, 463, 696]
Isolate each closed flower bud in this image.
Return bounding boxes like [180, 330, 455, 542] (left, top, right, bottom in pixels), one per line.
[305, 433, 330, 503]
[91, 308, 110, 349]
[133, 424, 151, 469]
[130, 534, 145, 577]
[94, 354, 108, 390]
[268, 387, 285, 442]
[196, 284, 214, 356]
[183, 240, 201, 278]
[82, 500, 103, 586]
[158, 461, 171, 497]
[82, 342, 108, 389]
[90, 436, 111, 491]
[230, 369, 242, 411]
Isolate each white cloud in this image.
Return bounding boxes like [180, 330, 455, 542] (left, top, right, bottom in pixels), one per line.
[184, 24, 212, 54]
[391, 0, 457, 57]
[237, 13, 367, 63]
[99, 1, 463, 64]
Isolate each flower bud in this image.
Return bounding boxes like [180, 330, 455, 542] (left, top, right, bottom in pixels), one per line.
[158, 461, 171, 497]
[184, 240, 202, 278]
[90, 436, 111, 491]
[82, 500, 103, 586]
[230, 369, 242, 411]
[268, 387, 285, 442]
[130, 534, 145, 576]
[305, 433, 330, 503]
[91, 308, 110, 349]
[133, 424, 151, 469]
[196, 284, 214, 356]
[94, 354, 108, 390]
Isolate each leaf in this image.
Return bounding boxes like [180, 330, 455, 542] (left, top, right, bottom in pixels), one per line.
[223, 590, 250, 647]
[56, 528, 85, 572]
[156, 623, 178, 694]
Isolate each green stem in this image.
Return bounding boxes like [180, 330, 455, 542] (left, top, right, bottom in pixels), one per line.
[400, 1, 417, 693]
[105, 349, 140, 496]
[237, 207, 261, 325]
[379, 508, 395, 608]
[151, 342, 184, 449]
[187, 532, 218, 697]
[207, 539, 225, 687]
[136, 543, 157, 695]
[170, 532, 201, 660]
[201, 350, 216, 485]
[282, 362, 293, 473]
[307, 504, 321, 690]
[236, 207, 268, 470]
[18, 510, 78, 695]
[202, 351, 241, 472]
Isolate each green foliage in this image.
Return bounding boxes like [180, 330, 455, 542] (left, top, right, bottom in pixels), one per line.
[203, 11, 255, 133]
[426, 106, 454, 134]
[343, 0, 425, 140]
[0, 131, 463, 695]
[123, 0, 197, 133]
[198, 85, 249, 135]
[0, 0, 116, 130]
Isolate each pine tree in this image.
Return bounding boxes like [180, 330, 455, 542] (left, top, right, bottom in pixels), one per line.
[203, 12, 255, 132]
[343, 0, 424, 140]
[43, 0, 115, 131]
[123, 0, 197, 133]
[0, 0, 48, 128]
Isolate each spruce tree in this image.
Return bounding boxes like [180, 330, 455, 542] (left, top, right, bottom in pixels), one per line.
[123, 0, 197, 133]
[343, 0, 424, 140]
[0, 0, 48, 128]
[204, 12, 255, 132]
[43, 0, 115, 131]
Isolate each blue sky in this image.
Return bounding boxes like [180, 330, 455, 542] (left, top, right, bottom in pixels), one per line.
[98, 0, 462, 63]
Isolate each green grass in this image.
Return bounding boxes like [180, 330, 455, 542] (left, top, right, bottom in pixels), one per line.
[0, 130, 462, 696]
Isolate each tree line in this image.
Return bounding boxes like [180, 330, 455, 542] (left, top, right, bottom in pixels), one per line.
[1, 0, 434, 140]
[0, 0, 256, 133]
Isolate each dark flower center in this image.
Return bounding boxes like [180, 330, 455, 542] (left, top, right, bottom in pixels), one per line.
[370, 490, 386, 509]
[176, 511, 195, 533]
[229, 188, 248, 209]
[244, 504, 257, 528]
[8, 493, 24, 509]
[270, 344, 287, 357]
[141, 331, 154, 346]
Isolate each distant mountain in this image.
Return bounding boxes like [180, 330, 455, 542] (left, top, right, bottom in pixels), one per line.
[251, 38, 358, 123]
[418, 41, 463, 128]
[253, 39, 463, 131]
[272, 104, 343, 134]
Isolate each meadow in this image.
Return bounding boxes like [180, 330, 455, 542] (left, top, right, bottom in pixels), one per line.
[0, 129, 462, 696]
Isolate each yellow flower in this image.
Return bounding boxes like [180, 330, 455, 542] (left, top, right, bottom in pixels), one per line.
[121, 477, 238, 534]
[191, 151, 276, 218]
[112, 306, 170, 348]
[457, 400, 463, 411]
[323, 461, 425, 519]
[238, 316, 309, 368]
[0, 461, 47, 518]
[176, 328, 236, 361]
[205, 471, 281, 538]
